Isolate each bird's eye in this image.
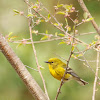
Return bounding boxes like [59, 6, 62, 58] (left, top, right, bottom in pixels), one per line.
[51, 62, 53, 63]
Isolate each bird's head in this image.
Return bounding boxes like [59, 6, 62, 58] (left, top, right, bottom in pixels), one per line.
[45, 58, 63, 68]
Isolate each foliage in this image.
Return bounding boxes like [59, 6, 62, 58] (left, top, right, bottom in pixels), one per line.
[0, 0, 100, 100]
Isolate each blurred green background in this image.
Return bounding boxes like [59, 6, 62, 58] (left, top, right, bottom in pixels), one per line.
[0, 0, 100, 100]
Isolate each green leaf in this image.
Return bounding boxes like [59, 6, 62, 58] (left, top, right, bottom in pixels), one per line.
[68, 26, 71, 32]
[41, 36, 48, 40]
[48, 13, 50, 19]
[27, 13, 33, 17]
[8, 32, 13, 37]
[57, 4, 63, 7]
[65, 18, 68, 24]
[58, 41, 66, 45]
[8, 36, 17, 42]
[92, 41, 96, 45]
[56, 11, 65, 15]
[32, 5, 38, 9]
[45, 30, 48, 34]
[13, 9, 20, 14]
[73, 25, 75, 30]
[86, 17, 93, 22]
[71, 46, 75, 51]
[58, 33, 65, 37]
[71, 54, 77, 59]
[63, 4, 72, 9]
[54, 23, 59, 26]
[76, 53, 83, 57]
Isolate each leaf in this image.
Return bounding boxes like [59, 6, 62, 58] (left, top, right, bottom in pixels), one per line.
[56, 11, 65, 15]
[68, 26, 71, 32]
[86, 17, 93, 22]
[71, 46, 75, 51]
[54, 23, 59, 26]
[71, 54, 77, 59]
[48, 13, 50, 19]
[63, 4, 72, 12]
[8, 36, 17, 41]
[65, 18, 68, 24]
[27, 13, 33, 17]
[92, 40, 96, 45]
[63, 4, 72, 9]
[13, 9, 20, 14]
[41, 36, 48, 40]
[8, 32, 13, 37]
[77, 53, 83, 57]
[73, 25, 75, 30]
[45, 30, 48, 34]
[58, 41, 66, 45]
[57, 4, 63, 7]
[58, 33, 65, 37]
[32, 5, 38, 9]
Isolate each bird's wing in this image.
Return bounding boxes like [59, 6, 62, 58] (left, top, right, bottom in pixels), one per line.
[67, 68, 80, 78]
[62, 65, 80, 79]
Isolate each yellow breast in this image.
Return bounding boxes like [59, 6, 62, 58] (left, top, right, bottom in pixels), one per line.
[49, 66, 71, 81]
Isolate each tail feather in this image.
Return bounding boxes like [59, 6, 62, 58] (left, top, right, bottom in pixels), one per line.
[77, 79, 88, 86]
[66, 67, 88, 86]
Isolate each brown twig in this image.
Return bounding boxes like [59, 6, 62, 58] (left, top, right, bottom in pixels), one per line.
[77, 0, 100, 35]
[55, 48, 73, 100]
[25, 0, 50, 99]
[0, 33, 48, 100]
[80, 52, 100, 81]
[10, 37, 71, 44]
[92, 52, 99, 100]
[55, 28, 76, 100]
[24, 0, 89, 46]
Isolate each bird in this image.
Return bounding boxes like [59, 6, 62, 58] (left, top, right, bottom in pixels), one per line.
[45, 58, 88, 86]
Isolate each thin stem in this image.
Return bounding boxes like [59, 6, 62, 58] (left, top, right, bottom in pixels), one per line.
[82, 53, 100, 81]
[55, 28, 75, 100]
[92, 52, 99, 100]
[24, 0, 88, 46]
[25, 0, 50, 99]
[77, 0, 100, 35]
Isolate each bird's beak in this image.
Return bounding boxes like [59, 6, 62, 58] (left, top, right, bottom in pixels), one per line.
[45, 61, 49, 63]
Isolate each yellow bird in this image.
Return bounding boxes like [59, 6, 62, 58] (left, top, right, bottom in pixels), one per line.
[45, 58, 88, 85]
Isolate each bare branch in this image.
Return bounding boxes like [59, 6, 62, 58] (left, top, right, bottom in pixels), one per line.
[24, 0, 89, 46]
[55, 29, 75, 100]
[25, 0, 49, 99]
[0, 33, 48, 100]
[55, 46, 73, 100]
[92, 52, 99, 100]
[77, 0, 100, 35]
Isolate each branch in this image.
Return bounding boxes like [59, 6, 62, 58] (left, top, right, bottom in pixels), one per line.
[0, 33, 48, 100]
[55, 47, 73, 100]
[25, 0, 49, 99]
[77, 0, 100, 35]
[55, 30, 75, 100]
[92, 52, 99, 100]
[24, 0, 88, 46]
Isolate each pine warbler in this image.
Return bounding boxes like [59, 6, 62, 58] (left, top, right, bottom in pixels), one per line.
[45, 58, 88, 85]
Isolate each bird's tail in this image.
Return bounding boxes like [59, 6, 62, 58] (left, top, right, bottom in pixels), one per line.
[76, 78, 88, 86]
